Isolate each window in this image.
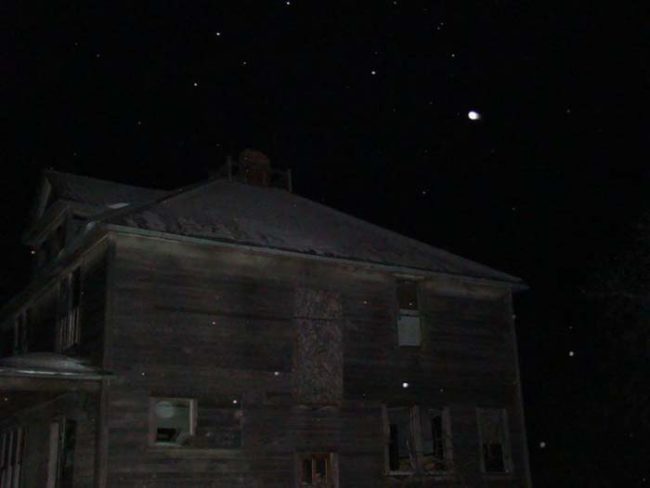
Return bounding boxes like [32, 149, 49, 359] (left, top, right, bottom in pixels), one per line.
[47, 419, 76, 488]
[56, 268, 81, 352]
[421, 408, 452, 472]
[387, 407, 414, 472]
[0, 426, 25, 488]
[477, 408, 512, 473]
[13, 311, 29, 355]
[396, 281, 421, 346]
[298, 453, 337, 487]
[384, 406, 452, 475]
[150, 398, 195, 446]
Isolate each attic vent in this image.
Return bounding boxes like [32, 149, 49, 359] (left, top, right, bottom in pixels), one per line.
[214, 149, 292, 192]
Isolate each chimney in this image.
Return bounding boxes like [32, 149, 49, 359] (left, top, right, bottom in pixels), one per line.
[238, 149, 272, 187]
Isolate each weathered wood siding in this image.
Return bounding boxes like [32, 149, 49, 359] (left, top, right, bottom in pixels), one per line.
[78, 245, 108, 365]
[105, 233, 529, 487]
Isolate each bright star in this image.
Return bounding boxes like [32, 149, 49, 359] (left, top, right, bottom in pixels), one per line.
[468, 110, 481, 120]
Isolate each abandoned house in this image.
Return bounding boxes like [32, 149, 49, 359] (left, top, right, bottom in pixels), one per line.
[0, 151, 532, 487]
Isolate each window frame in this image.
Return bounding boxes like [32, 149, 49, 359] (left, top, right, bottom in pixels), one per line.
[295, 452, 338, 488]
[396, 280, 422, 347]
[0, 426, 25, 488]
[56, 268, 82, 353]
[148, 397, 197, 447]
[420, 407, 453, 473]
[383, 405, 453, 477]
[476, 407, 513, 475]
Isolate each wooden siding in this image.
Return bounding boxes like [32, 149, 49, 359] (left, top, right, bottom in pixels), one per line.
[103, 233, 530, 487]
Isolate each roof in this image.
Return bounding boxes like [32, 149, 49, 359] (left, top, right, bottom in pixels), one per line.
[93, 177, 524, 285]
[45, 169, 169, 212]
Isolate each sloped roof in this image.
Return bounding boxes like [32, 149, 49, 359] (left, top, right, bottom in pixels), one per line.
[100, 178, 523, 284]
[45, 169, 168, 210]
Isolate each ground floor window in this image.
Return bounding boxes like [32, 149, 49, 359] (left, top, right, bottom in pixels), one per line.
[297, 452, 338, 487]
[0, 426, 25, 488]
[384, 405, 453, 475]
[477, 408, 512, 473]
[149, 397, 196, 446]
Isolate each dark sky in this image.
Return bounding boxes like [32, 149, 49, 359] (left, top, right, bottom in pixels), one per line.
[1, 2, 647, 485]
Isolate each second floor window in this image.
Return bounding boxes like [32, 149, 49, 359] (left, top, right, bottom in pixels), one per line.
[56, 268, 81, 352]
[396, 281, 421, 346]
[13, 311, 29, 355]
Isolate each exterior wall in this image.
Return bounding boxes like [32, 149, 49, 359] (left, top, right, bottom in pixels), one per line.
[104, 233, 530, 487]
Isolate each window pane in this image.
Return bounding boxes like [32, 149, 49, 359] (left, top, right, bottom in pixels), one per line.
[154, 399, 192, 445]
[388, 408, 412, 471]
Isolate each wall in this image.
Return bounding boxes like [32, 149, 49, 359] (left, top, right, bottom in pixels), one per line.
[104, 233, 529, 487]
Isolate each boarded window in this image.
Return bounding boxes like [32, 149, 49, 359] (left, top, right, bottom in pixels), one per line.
[477, 408, 511, 473]
[396, 281, 421, 346]
[387, 407, 414, 472]
[150, 398, 195, 446]
[298, 453, 337, 487]
[421, 408, 452, 472]
[293, 288, 343, 404]
[0, 426, 25, 488]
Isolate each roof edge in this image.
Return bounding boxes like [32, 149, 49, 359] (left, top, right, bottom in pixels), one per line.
[104, 223, 529, 291]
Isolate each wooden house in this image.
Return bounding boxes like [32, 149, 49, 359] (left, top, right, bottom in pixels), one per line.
[0, 152, 532, 487]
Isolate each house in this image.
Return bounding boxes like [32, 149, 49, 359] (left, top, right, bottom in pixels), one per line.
[0, 151, 532, 487]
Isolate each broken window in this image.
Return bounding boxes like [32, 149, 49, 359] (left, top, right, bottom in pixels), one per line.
[57, 268, 81, 352]
[477, 408, 511, 473]
[150, 398, 195, 446]
[0, 426, 25, 488]
[387, 407, 415, 472]
[421, 408, 452, 472]
[384, 406, 453, 475]
[298, 453, 336, 487]
[396, 281, 421, 346]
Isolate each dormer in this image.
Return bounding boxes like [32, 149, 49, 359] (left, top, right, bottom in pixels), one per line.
[23, 170, 168, 274]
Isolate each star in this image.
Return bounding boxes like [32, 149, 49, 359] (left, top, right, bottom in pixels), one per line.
[569, 351, 575, 357]
[371, 70, 377, 75]
[539, 441, 546, 448]
[215, 32, 221, 36]
[468, 110, 481, 120]
[193, 82, 198, 87]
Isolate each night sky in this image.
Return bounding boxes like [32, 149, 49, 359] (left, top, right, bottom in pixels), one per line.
[2, 2, 648, 485]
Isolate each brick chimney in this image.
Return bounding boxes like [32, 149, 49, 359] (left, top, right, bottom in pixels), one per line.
[239, 149, 271, 187]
